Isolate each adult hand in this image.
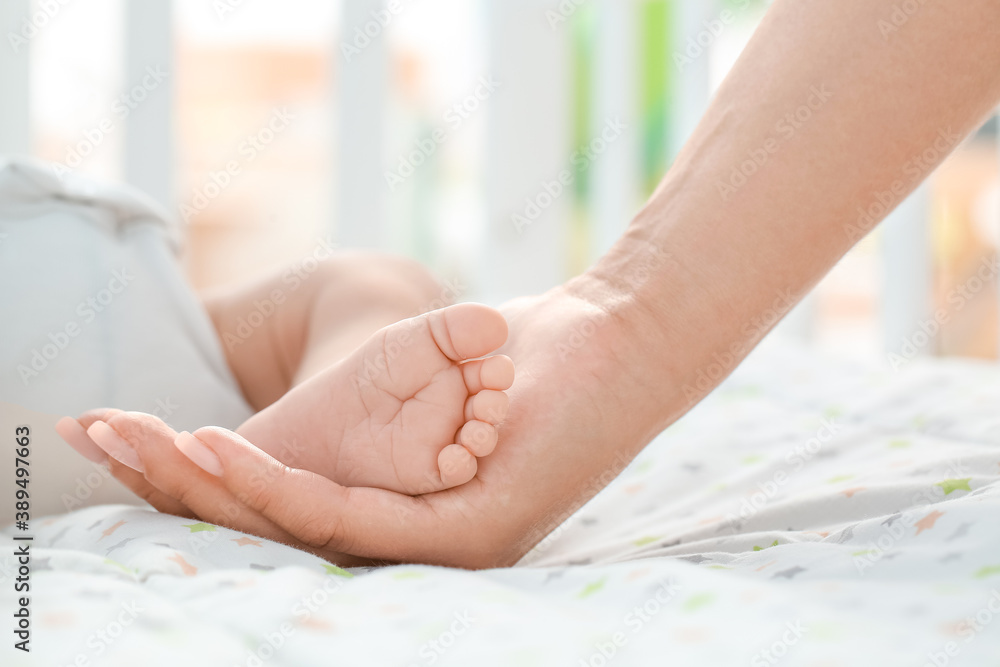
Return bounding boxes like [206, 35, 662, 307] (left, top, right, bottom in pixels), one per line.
[63, 282, 670, 568]
[61, 408, 375, 567]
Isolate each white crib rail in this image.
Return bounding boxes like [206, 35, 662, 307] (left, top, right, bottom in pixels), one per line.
[881, 185, 933, 357]
[124, 0, 175, 211]
[589, 0, 640, 263]
[481, 0, 572, 303]
[2, 1, 996, 360]
[0, 0, 31, 156]
[672, 0, 715, 148]
[336, 0, 388, 249]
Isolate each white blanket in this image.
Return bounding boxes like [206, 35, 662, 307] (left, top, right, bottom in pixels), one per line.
[3, 342, 999, 666]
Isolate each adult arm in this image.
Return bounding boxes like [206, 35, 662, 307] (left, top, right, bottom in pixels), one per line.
[588, 0, 1000, 417]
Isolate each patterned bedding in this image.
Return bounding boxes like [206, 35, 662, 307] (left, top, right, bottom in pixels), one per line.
[3, 342, 1000, 666]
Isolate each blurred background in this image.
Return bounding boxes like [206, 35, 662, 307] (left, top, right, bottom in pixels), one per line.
[1, 0, 998, 363]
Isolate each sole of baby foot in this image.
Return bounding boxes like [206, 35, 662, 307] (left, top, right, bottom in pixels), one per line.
[236, 303, 515, 495]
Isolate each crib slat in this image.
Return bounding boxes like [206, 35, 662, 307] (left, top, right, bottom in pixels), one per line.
[0, 0, 31, 156]
[480, 0, 571, 303]
[996, 114, 1000, 361]
[881, 184, 933, 357]
[124, 1, 175, 210]
[589, 0, 639, 263]
[672, 0, 717, 153]
[335, 0, 389, 249]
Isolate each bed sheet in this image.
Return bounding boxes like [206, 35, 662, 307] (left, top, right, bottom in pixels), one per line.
[3, 343, 999, 666]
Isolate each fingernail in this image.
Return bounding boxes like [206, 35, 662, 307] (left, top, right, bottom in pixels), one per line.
[55, 417, 109, 465]
[175, 431, 224, 477]
[86, 421, 144, 473]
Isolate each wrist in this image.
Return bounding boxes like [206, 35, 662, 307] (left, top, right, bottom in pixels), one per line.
[569, 207, 762, 424]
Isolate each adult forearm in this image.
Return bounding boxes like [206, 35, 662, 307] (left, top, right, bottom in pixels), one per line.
[580, 0, 1000, 424]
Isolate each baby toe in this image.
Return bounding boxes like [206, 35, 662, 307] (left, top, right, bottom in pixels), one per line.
[430, 303, 508, 361]
[460, 355, 515, 394]
[464, 390, 510, 425]
[437, 444, 478, 488]
[480, 355, 515, 391]
[458, 420, 499, 457]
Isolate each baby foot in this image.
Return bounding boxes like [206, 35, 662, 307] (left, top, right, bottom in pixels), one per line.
[234, 303, 514, 495]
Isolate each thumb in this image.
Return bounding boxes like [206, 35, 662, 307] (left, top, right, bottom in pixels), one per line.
[179, 426, 447, 563]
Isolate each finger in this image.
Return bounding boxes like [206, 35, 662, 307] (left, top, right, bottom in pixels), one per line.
[75, 413, 371, 565]
[138, 427, 373, 566]
[464, 390, 510, 424]
[55, 409, 194, 516]
[76, 407, 125, 425]
[184, 426, 458, 564]
[108, 454, 198, 519]
[87, 420, 145, 472]
[55, 409, 123, 464]
[115, 413, 354, 557]
[460, 355, 515, 394]
[83, 411, 200, 516]
[456, 420, 498, 457]
[105, 413, 302, 544]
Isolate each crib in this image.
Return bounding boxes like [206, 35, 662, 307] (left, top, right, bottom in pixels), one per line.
[0, 0, 997, 360]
